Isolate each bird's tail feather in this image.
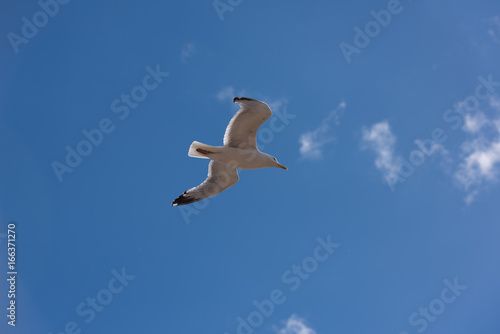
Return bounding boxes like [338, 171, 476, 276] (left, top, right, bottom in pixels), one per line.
[188, 141, 220, 159]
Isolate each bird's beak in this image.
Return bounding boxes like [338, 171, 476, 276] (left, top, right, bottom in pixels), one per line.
[277, 164, 288, 170]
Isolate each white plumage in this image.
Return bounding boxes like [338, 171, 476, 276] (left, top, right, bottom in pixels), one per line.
[172, 97, 287, 206]
[223, 98, 272, 149]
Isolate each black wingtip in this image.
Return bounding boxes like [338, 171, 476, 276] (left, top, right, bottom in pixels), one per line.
[172, 193, 197, 207]
[233, 97, 258, 103]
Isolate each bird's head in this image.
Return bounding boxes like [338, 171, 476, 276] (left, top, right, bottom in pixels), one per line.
[266, 154, 287, 170]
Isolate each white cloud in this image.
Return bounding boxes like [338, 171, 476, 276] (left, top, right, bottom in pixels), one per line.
[216, 86, 235, 101]
[455, 131, 500, 188]
[276, 315, 316, 334]
[361, 120, 400, 184]
[299, 101, 345, 160]
[267, 98, 288, 114]
[487, 16, 500, 44]
[455, 98, 500, 203]
[413, 139, 448, 156]
[180, 42, 197, 62]
[464, 190, 479, 205]
[490, 95, 500, 109]
[463, 111, 488, 134]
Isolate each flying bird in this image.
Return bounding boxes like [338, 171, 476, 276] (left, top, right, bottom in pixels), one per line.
[172, 97, 288, 206]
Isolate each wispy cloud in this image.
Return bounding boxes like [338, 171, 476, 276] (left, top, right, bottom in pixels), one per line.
[267, 98, 288, 114]
[361, 120, 400, 184]
[299, 101, 345, 160]
[464, 190, 479, 205]
[413, 138, 448, 156]
[487, 16, 500, 44]
[455, 97, 500, 204]
[275, 314, 316, 334]
[462, 112, 489, 134]
[216, 86, 235, 101]
[490, 95, 500, 109]
[180, 42, 197, 62]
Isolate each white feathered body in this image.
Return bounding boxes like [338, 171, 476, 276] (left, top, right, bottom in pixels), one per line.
[172, 97, 286, 206]
[188, 141, 274, 170]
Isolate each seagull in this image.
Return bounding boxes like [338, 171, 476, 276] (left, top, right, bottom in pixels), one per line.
[172, 97, 288, 206]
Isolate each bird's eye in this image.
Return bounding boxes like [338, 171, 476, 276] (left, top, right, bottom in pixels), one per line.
[273, 157, 277, 161]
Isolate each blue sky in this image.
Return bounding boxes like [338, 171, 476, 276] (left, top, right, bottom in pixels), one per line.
[1, 0, 500, 333]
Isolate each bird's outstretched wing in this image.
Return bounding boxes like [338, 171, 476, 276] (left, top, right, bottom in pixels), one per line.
[223, 97, 272, 149]
[172, 161, 239, 206]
